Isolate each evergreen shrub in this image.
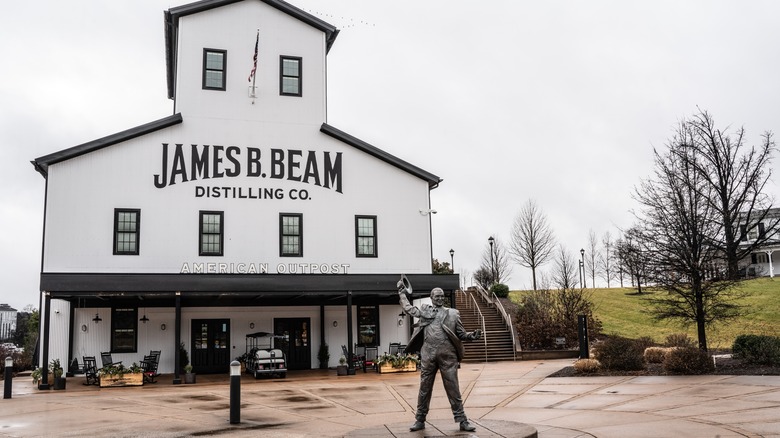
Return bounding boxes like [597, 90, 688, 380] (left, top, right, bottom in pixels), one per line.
[732, 334, 780, 366]
[663, 346, 713, 374]
[592, 336, 645, 371]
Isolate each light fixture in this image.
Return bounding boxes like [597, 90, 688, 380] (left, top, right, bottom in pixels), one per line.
[140, 314, 149, 324]
[92, 313, 102, 323]
[249, 322, 255, 329]
[332, 320, 338, 327]
[81, 324, 88, 332]
[160, 323, 166, 331]
[418, 209, 438, 215]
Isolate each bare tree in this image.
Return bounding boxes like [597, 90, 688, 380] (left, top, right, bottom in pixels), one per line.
[635, 135, 744, 352]
[551, 245, 579, 290]
[480, 235, 512, 286]
[585, 229, 598, 288]
[615, 227, 648, 294]
[683, 110, 778, 279]
[599, 231, 616, 288]
[509, 200, 556, 290]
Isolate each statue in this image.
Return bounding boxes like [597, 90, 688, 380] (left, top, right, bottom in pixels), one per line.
[397, 275, 482, 432]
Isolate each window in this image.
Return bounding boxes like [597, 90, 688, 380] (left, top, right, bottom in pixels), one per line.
[113, 209, 140, 255]
[203, 49, 227, 90]
[199, 211, 224, 256]
[280, 56, 302, 96]
[111, 307, 137, 353]
[357, 305, 379, 347]
[280, 213, 302, 256]
[355, 215, 377, 257]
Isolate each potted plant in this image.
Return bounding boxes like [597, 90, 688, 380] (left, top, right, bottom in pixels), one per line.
[50, 359, 66, 390]
[98, 363, 144, 387]
[184, 363, 196, 384]
[31, 367, 41, 385]
[317, 343, 330, 370]
[235, 353, 249, 373]
[336, 355, 348, 376]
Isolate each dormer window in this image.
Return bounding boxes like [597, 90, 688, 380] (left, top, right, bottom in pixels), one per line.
[280, 56, 302, 96]
[203, 49, 227, 90]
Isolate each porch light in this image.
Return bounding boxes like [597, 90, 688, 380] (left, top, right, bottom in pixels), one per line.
[92, 313, 102, 323]
[140, 314, 149, 324]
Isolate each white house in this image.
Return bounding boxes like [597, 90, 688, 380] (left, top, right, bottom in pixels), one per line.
[31, 0, 456, 388]
[738, 207, 780, 278]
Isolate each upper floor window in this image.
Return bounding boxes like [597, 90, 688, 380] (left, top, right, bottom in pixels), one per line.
[355, 215, 377, 257]
[200, 211, 224, 256]
[280, 56, 302, 96]
[203, 49, 227, 90]
[280, 213, 303, 256]
[113, 209, 140, 255]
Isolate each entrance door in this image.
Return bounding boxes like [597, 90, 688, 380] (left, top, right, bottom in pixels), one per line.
[274, 318, 311, 370]
[191, 319, 231, 374]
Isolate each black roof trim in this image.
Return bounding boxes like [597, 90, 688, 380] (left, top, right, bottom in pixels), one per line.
[165, 0, 339, 99]
[320, 123, 442, 189]
[40, 273, 458, 293]
[31, 113, 183, 178]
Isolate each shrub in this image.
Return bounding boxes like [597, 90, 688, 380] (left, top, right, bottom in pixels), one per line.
[644, 347, 669, 364]
[663, 346, 713, 374]
[592, 336, 645, 371]
[573, 358, 601, 374]
[490, 283, 510, 298]
[664, 333, 695, 348]
[732, 334, 780, 366]
[514, 288, 602, 350]
[635, 336, 656, 352]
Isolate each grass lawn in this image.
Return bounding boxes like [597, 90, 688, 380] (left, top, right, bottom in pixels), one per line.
[510, 277, 780, 349]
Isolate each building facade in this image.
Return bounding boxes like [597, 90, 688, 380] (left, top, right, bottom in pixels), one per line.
[739, 207, 780, 278]
[31, 0, 456, 387]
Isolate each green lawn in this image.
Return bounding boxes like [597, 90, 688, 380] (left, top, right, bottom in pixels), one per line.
[510, 277, 780, 349]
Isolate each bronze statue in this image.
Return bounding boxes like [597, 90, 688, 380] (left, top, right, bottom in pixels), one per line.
[397, 275, 482, 432]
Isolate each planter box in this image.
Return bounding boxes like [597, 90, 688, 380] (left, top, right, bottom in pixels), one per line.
[100, 372, 144, 387]
[378, 363, 417, 374]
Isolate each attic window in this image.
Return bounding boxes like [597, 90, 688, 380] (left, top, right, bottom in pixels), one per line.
[280, 56, 302, 96]
[203, 49, 227, 90]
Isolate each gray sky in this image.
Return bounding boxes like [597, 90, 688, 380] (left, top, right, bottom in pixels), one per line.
[2, 1, 779, 311]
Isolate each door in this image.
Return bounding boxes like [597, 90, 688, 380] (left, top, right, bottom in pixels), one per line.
[274, 318, 311, 370]
[191, 319, 231, 374]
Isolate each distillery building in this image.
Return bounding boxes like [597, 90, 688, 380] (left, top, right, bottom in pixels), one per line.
[31, 0, 457, 387]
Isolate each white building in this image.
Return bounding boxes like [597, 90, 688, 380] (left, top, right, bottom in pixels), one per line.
[738, 207, 780, 278]
[0, 304, 17, 341]
[31, 0, 455, 387]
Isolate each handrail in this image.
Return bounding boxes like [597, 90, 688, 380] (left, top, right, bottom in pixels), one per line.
[476, 285, 517, 361]
[467, 292, 488, 362]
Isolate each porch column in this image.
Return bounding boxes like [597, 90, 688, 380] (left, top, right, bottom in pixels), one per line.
[39, 292, 51, 390]
[767, 250, 775, 277]
[346, 290, 354, 374]
[173, 292, 182, 384]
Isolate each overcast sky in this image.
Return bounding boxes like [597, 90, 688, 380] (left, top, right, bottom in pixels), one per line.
[2, 1, 779, 311]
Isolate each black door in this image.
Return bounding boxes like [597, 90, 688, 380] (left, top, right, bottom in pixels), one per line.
[191, 319, 231, 374]
[274, 318, 311, 370]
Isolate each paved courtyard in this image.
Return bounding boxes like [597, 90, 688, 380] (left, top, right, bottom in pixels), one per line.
[2, 359, 780, 437]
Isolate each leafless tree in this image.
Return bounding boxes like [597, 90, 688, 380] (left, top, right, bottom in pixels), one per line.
[509, 200, 556, 290]
[585, 229, 598, 288]
[682, 110, 777, 279]
[551, 245, 579, 290]
[480, 235, 512, 287]
[635, 135, 744, 352]
[615, 227, 648, 294]
[599, 231, 616, 288]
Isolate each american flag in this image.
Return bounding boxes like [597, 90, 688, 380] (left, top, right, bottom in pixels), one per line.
[248, 30, 259, 82]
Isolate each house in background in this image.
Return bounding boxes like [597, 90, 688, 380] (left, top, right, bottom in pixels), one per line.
[0, 304, 17, 342]
[739, 207, 780, 278]
[31, 0, 456, 388]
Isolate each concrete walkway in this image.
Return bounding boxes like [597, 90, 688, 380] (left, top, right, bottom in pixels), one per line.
[2, 360, 780, 437]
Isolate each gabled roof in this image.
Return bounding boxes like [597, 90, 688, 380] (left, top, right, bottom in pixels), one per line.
[31, 114, 183, 178]
[320, 123, 442, 189]
[164, 0, 339, 99]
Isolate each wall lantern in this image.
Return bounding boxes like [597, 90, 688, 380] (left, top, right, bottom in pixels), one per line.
[81, 324, 88, 332]
[398, 312, 405, 326]
[140, 314, 149, 324]
[92, 313, 102, 323]
[160, 323, 166, 331]
[332, 321, 338, 327]
[249, 322, 255, 329]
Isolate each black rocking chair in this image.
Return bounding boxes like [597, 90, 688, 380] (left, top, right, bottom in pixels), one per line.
[83, 356, 99, 386]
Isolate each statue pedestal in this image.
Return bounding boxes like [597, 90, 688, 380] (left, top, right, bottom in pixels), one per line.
[346, 419, 537, 437]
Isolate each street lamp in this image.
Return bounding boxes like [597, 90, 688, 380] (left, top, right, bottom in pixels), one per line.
[488, 236, 495, 285]
[580, 248, 586, 288]
[449, 248, 455, 273]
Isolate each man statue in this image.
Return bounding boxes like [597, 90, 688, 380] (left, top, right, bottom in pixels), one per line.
[397, 277, 482, 432]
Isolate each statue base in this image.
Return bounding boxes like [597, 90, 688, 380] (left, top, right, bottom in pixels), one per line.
[346, 419, 537, 437]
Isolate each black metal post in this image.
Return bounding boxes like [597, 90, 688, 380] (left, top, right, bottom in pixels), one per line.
[578, 315, 589, 359]
[4, 357, 12, 399]
[39, 292, 51, 390]
[230, 360, 240, 424]
[346, 291, 355, 375]
[173, 293, 182, 385]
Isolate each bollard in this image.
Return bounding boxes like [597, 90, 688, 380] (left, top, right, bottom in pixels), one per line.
[229, 360, 240, 424]
[4, 356, 12, 399]
[578, 315, 589, 359]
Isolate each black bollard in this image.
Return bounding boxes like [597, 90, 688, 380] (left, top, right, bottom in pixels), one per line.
[4, 356, 12, 399]
[578, 315, 589, 359]
[229, 360, 240, 424]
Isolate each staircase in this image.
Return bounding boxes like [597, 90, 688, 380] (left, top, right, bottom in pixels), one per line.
[456, 289, 516, 362]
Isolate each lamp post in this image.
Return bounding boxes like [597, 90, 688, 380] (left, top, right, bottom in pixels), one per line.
[488, 236, 495, 285]
[580, 248, 586, 288]
[449, 248, 455, 273]
[579, 260, 583, 289]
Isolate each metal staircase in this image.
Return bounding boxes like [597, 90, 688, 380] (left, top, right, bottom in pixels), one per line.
[456, 288, 516, 362]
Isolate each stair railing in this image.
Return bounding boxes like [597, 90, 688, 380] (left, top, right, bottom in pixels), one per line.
[467, 292, 488, 362]
[476, 285, 517, 361]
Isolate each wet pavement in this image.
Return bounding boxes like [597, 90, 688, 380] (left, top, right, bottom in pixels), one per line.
[2, 360, 780, 437]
